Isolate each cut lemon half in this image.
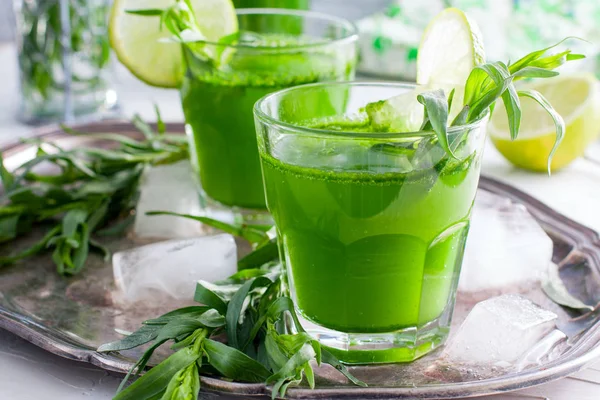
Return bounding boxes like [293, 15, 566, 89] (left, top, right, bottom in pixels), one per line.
[490, 73, 600, 172]
[109, 0, 238, 88]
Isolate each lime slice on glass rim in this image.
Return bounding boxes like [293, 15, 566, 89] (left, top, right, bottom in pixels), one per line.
[416, 7, 485, 87]
[366, 8, 486, 130]
[109, 0, 238, 88]
[490, 73, 600, 172]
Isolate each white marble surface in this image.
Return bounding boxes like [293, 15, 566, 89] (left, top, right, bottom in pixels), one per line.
[1, 39, 600, 399]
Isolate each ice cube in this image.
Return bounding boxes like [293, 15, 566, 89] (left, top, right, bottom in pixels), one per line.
[459, 190, 553, 293]
[133, 161, 204, 239]
[444, 294, 559, 365]
[113, 234, 237, 302]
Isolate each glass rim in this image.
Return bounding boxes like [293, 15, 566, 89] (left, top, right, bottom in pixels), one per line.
[197, 8, 358, 50]
[254, 81, 489, 139]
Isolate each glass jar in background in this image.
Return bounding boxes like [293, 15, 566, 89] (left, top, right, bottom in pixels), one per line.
[13, 0, 118, 124]
[232, 0, 309, 10]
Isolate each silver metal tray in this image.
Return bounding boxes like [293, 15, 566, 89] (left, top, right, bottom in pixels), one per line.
[1, 122, 600, 399]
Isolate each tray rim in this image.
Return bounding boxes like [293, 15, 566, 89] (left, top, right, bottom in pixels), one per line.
[1, 121, 600, 399]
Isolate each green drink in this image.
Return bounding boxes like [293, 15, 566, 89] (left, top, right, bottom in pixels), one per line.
[181, 10, 357, 211]
[255, 82, 488, 363]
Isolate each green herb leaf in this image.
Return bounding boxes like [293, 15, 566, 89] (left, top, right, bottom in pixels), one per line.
[161, 363, 200, 400]
[267, 343, 317, 399]
[518, 89, 565, 173]
[0, 215, 20, 243]
[203, 339, 271, 382]
[511, 66, 560, 79]
[197, 309, 226, 328]
[146, 211, 269, 244]
[0, 225, 61, 265]
[90, 239, 111, 261]
[144, 306, 210, 326]
[98, 324, 161, 352]
[542, 263, 594, 312]
[238, 239, 279, 271]
[194, 281, 228, 315]
[126, 9, 164, 16]
[114, 347, 200, 400]
[321, 349, 367, 387]
[467, 62, 512, 120]
[508, 37, 580, 73]
[501, 83, 522, 140]
[133, 114, 157, 140]
[155, 319, 205, 343]
[226, 277, 272, 349]
[0, 152, 14, 188]
[417, 90, 452, 158]
[155, 105, 166, 135]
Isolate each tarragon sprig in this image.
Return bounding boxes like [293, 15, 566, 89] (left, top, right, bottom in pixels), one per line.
[418, 38, 585, 173]
[0, 111, 188, 275]
[99, 249, 365, 400]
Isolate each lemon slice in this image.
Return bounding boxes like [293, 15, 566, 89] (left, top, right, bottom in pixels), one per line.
[489, 74, 600, 172]
[366, 8, 485, 131]
[109, 0, 238, 88]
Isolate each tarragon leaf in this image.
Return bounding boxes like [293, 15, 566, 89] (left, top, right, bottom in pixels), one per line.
[144, 306, 210, 326]
[512, 66, 560, 80]
[530, 50, 574, 70]
[154, 319, 206, 343]
[161, 363, 200, 400]
[542, 263, 594, 312]
[321, 349, 367, 387]
[226, 277, 272, 349]
[194, 281, 228, 315]
[0, 225, 61, 265]
[508, 37, 582, 73]
[267, 343, 318, 399]
[114, 347, 200, 400]
[237, 238, 278, 271]
[203, 339, 271, 382]
[501, 83, 522, 140]
[467, 62, 512, 120]
[518, 89, 565, 174]
[0, 215, 20, 243]
[0, 152, 14, 188]
[146, 211, 269, 244]
[98, 324, 161, 352]
[125, 9, 164, 16]
[417, 89, 452, 158]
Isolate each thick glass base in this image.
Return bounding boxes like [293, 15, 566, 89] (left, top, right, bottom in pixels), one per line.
[297, 312, 450, 365]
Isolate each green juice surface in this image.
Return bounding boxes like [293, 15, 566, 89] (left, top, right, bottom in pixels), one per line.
[261, 122, 481, 333]
[181, 35, 353, 209]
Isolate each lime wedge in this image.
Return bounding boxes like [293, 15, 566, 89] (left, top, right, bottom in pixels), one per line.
[490, 74, 600, 171]
[416, 7, 485, 86]
[366, 8, 485, 132]
[109, 0, 238, 88]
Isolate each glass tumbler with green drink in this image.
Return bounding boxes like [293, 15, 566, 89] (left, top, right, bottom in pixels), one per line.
[181, 9, 357, 216]
[109, 1, 357, 220]
[254, 82, 489, 363]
